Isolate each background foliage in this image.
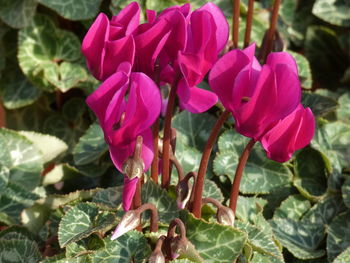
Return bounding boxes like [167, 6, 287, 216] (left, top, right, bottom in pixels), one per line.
[0, 0, 349, 262]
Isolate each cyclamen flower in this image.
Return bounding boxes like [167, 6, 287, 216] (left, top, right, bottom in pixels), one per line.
[82, 2, 140, 80]
[210, 44, 301, 140]
[134, 2, 229, 113]
[209, 44, 314, 162]
[86, 67, 161, 210]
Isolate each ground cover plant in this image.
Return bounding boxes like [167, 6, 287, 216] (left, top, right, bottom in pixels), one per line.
[0, 0, 350, 262]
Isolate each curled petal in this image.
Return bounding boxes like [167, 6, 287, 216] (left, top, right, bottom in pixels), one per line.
[266, 52, 298, 75]
[111, 1, 141, 36]
[86, 71, 129, 134]
[261, 106, 315, 162]
[198, 2, 229, 53]
[177, 79, 218, 113]
[209, 49, 252, 111]
[108, 73, 161, 146]
[81, 13, 109, 80]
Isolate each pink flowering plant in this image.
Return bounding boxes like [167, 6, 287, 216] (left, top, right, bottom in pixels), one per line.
[0, 0, 350, 262]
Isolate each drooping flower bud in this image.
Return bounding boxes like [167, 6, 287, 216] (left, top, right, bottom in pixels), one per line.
[217, 206, 235, 226]
[149, 236, 166, 263]
[111, 210, 140, 240]
[176, 172, 196, 209]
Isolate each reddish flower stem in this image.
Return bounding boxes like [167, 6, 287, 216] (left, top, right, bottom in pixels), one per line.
[0, 99, 5, 128]
[244, 0, 255, 48]
[151, 119, 160, 184]
[135, 203, 159, 233]
[229, 139, 255, 213]
[262, 0, 281, 62]
[161, 83, 177, 189]
[133, 177, 142, 231]
[232, 0, 241, 48]
[191, 110, 230, 218]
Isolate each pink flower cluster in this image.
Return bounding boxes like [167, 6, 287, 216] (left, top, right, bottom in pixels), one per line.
[82, 1, 315, 211]
[82, 2, 228, 210]
[210, 44, 315, 162]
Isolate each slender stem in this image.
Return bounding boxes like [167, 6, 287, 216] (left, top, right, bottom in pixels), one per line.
[232, 0, 241, 48]
[202, 197, 223, 209]
[262, 0, 281, 62]
[244, 0, 255, 48]
[191, 110, 230, 218]
[170, 150, 184, 182]
[229, 139, 255, 213]
[161, 83, 177, 189]
[151, 119, 160, 183]
[135, 203, 159, 233]
[133, 177, 142, 231]
[0, 99, 5, 128]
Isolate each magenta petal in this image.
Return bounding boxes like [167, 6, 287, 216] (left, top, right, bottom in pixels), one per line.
[86, 71, 129, 133]
[209, 49, 251, 111]
[198, 2, 229, 52]
[109, 73, 161, 146]
[111, 2, 141, 36]
[261, 106, 315, 162]
[109, 129, 154, 173]
[179, 85, 218, 114]
[266, 52, 298, 75]
[294, 107, 315, 150]
[234, 65, 277, 139]
[103, 36, 135, 79]
[146, 9, 157, 23]
[81, 13, 109, 80]
[134, 19, 172, 76]
[271, 64, 301, 122]
[122, 176, 138, 211]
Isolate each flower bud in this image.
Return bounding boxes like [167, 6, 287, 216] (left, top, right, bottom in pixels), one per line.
[217, 206, 235, 226]
[176, 179, 192, 209]
[111, 210, 140, 240]
[149, 250, 166, 263]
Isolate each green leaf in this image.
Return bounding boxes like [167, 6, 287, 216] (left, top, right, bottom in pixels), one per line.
[270, 219, 326, 259]
[58, 202, 116, 247]
[0, 182, 40, 222]
[235, 221, 283, 262]
[19, 131, 68, 163]
[312, 0, 350, 27]
[172, 111, 217, 150]
[42, 163, 81, 186]
[1, 70, 41, 109]
[302, 195, 347, 225]
[183, 212, 247, 263]
[327, 211, 350, 262]
[337, 91, 350, 123]
[45, 62, 88, 93]
[214, 130, 292, 194]
[73, 123, 108, 166]
[236, 196, 267, 223]
[273, 195, 311, 221]
[334, 247, 350, 263]
[293, 148, 329, 200]
[0, 238, 42, 263]
[90, 231, 151, 262]
[18, 15, 86, 92]
[0, 164, 9, 192]
[251, 251, 285, 263]
[0, 128, 43, 190]
[203, 180, 224, 203]
[38, 0, 102, 20]
[305, 26, 348, 89]
[301, 92, 338, 117]
[0, 0, 38, 28]
[289, 51, 312, 90]
[141, 181, 179, 223]
[92, 186, 123, 209]
[342, 177, 350, 209]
